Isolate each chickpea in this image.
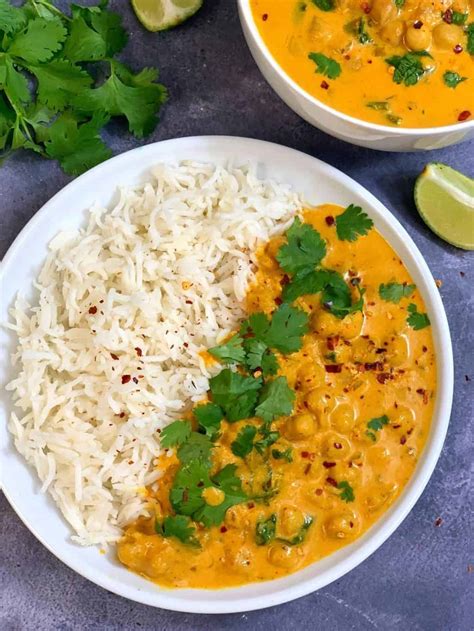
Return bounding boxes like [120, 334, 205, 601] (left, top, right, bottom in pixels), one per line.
[405, 25, 432, 51]
[371, 0, 398, 25]
[432, 23, 463, 49]
[225, 543, 253, 573]
[324, 512, 359, 539]
[365, 482, 398, 512]
[306, 387, 329, 415]
[285, 413, 316, 439]
[387, 334, 410, 366]
[267, 543, 299, 568]
[339, 311, 364, 340]
[321, 432, 352, 459]
[312, 309, 340, 336]
[380, 20, 405, 47]
[202, 486, 225, 506]
[306, 486, 337, 509]
[297, 362, 325, 391]
[330, 403, 356, 434]
[279, 506, 305, 537]
[224, 504, 249, 529]
[391, 405, 415, 434]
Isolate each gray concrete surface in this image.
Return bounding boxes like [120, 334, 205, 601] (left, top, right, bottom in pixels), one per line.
[1, 1, 473, 630]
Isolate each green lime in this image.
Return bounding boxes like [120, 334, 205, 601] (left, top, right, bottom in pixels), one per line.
[414, 163, 474, 251]
[131, 0, 203, 32]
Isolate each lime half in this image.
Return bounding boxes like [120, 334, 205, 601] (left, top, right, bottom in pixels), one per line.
[131, 0, 203, 31]
[415, 163, 474, 251]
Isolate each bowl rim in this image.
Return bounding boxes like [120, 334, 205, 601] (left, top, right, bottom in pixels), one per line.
[238, 0, 474, 136]
[0, 135, 454, 613]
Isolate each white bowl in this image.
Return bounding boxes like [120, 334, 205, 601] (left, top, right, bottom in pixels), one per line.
[238, 0, 474, 152]
[0, 136, 453, 613]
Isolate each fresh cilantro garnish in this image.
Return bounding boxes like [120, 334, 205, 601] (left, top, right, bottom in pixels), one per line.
[322, 272, 365, 319]
[366, 415, 389, 441]
[241, 304, 309, 354]
[254, 424, 280, 454]
[335, 204, 374, 241]
[337, 481, 355, 503]
[194, 465, 247, 527]
[311, 0, 335, 11]
[385, 51, 431, 86]
[325, 351, 337, 362]
[451, 11, 467, 25]
[468, 23, 474, 55]
[194, 403, 224, 441]
[276, 217, 326, 275]
[386, 113, 402, 125]
[209, 369, 262, 422]
[231, 424, 257, 458]
[155, 515, 200, 547]
[407, 303, 430, 330]
[271, 447, 293, 463]
[255, 514, 277, 545]
[443, 71, 467, 88]
[160, 419, 192, 448]
[379, 282, 416, 303]
[394, 0, 405, 7]
[208, 334, 246, 365]
[280, 515, 314, 545]
[243, 338, 279, 376]
[345, 17, 371, 44]
[366, 101, 390, 111]
[177, 432, 213, 466]
[0, 1, 166, 174]
[308, 52, 341, 80]
[255, 376, 295, 423]
[282, 269, 331, 302]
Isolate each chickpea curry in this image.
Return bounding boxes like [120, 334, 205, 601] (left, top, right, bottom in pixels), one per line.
[117, 205, 436, 589]
[250, 0, 474, 127]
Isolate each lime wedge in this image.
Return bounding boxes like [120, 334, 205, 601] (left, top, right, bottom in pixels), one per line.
[414, 163, 474, 251]
[131, 0, 203, 32]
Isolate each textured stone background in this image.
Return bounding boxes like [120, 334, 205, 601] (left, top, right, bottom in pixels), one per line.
[1, 2, 473, 630]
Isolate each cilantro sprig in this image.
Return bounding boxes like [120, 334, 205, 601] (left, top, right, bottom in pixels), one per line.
[155, 515, 200, 548]
[385, 51, 432, 87]
[366, 415, 389, 441]
[407, 303, 430, 330]
[308, 52, 341, 80]
[336, 204, 374, 242]
[0, 0, 167, 174]
[379, 282, 416, 303]
[337, 481, 355, 503]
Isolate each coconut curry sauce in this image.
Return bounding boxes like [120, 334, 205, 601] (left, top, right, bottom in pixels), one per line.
[117, 206, 436, 589]
[250, 0, 474, 127]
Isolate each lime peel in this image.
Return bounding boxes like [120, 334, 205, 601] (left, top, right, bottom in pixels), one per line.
[131, 0, 203, 32]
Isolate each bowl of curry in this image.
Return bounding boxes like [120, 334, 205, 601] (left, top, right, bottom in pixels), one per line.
[0, 137, 453, 613]
[238, 0, 474, 151]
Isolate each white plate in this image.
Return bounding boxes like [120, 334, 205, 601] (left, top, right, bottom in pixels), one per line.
[0, 136, 453, 613]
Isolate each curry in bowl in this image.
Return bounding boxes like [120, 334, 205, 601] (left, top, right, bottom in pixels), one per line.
[250, 0, 473, 128]
[118, 205, 435, 589]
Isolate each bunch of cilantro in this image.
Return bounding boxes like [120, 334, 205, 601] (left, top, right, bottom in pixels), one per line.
[0, 0, 167, 174]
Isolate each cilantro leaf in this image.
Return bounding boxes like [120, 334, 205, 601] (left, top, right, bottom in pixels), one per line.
[276, 217, 326, 275]
[160, 419, 192, 448]
[255, 376, 295, 423]
[379, 282, 416, 303]
[366, 414, 389, 441]
[338, 481, 355, 502]
[194, 464, 247, 527]
[62, 15, 107, 62]
[155, 515, 200, 547]
[282, 268, 331, 302]
[255, 514, 276, 545]
[271, 447, 293, 463]
[177, 432, 213, 466]
[208, 334, 246, 365]
[308, 52, 341, 80]
[254, 425, 280, 454]
[43, 112, 112, 176]
[451, 11, 467, 25]
[407, 303, 430, 330]
[89, 6, 128, 57]
[279, 515, 314, 545]
[346, 17, 371, 44]
[194, 403, 224, 441]
[30, 60, 92, 111]
[322, 272, 365, 319]
[443, 71, 467, 88]
[240, 311, 271, 339]
[264, 303, 309, 353]
[311, 0, 335, 10]
[0, 0, 27, 35]
[209, 369, 262, 422]
[243, 338, 279, 376]
[74, 61, 167, 138]
[8, 17, 67, 63]
[385, 51, 431, 86]
[467, 23, 474, 55]
[0, 57, 30, 106]
[366, 101, 390, 111]
[394, 0, 405, 7]
[336, 204, 373, 241]
[231, 424, 257, 458]
[170, 461, 212, 516]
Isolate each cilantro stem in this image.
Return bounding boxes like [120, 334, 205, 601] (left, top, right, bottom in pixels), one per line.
[30, 0, 72, 22]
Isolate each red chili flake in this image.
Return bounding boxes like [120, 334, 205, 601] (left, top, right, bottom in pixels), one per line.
[262, 13, 268, 21]
[364, 361, 384, 371]
[434, 517, 443, 527]
[361, 2, 371, 14]
[183, 342, 189, 348]
[119, 412, 125, 418]
[442, 8, 453, 23]
[99, 300, 104, 304]
[325, 364, 342, 373]
[134, 347, 143, 357]
[344, 54, 351, 60]
[139, 375, 144, 379]
[301, 450, 310, 458]
[323, 461, 336, 468]
[304, 463, 312, 475]
[197, 481, 204, 488]
[413, 20, 423, 29]
[320, 80, 329, 90]
[458, 110, 471, 121]
[325, 215, 335, 226]
[274, 296, 283, 306]
[280, 274, 290, 286]
[375, 348, 386, 354]
[326, 477, 338, 487]
[327, 336, 339, 350]
[392, 424, 401, 429]
[132, 377, 138, 384]
[88, 306, 97, 314]
[110, 353, 119, 360]
[185, 300, 193, 305]
[422, 345, 427, 352]
[400, 435, 407, 445]
[220, 526, 228, 533]
[367, 59, 372, 64]
[377, 373, 392, 384]
[334, 442, 342, 450]
[315, 488, 323, 496]
[121, 374, 131, 384]
[247, 502, 255, 509]
[453, 44, 463, 54]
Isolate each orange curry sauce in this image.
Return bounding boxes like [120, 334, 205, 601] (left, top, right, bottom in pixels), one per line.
[117, 206, 436, 589]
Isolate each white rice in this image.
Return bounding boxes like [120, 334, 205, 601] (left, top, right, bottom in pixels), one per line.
[6, 161, 302, 545]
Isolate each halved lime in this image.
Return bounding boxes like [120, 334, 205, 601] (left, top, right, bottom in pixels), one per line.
[414, 163, 474, 251]
[131, 0, 203, 32]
